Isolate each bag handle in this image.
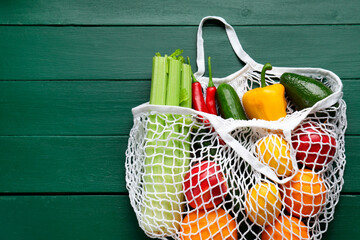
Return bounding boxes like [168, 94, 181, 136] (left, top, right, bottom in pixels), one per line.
[194, 16, 257, 79]
[132, 102, 298, 184]
[202, 112, 299, 185]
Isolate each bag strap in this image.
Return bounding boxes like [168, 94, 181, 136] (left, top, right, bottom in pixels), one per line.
[201, 112, 299, 184]
[132, 102, 299, 184]
[195, 16, 257, 79]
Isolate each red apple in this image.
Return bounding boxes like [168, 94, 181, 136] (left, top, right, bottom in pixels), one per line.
[183, 161, 227, 210]
[292, 122, 337, 170]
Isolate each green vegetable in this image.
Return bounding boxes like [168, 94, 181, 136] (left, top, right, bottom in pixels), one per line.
[180, 62, 192, 108]
[142, 50, 191, 236]
[280, 72, 333, 110]
[179, 61, 192, 165]
[216, 83, 247, 120]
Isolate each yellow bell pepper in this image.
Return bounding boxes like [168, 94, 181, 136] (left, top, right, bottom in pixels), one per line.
[242, 63, 287, 121]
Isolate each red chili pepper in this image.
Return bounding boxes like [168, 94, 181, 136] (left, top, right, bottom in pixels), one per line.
[192, 76, 211, 126]
[188, 57, 209, 113]
[206, 56, 218, 115]
[192, 81, 209, 113]
[188, 57, 225, 145]
[206, 57, 225, 145]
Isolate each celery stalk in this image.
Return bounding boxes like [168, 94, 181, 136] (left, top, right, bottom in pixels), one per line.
[178, 62, 192, 203]
[149, 55, 167, 105]
[166, 58, 181, 106]
[142, 52, 191, 236]
[142, 55, 169, 234]
[161, 57, 182, 233]
[180, 63, 192, 156]
[180, 63, 192, 109]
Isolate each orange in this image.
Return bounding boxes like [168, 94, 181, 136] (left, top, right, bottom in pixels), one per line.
[283, 169, 327, 217]
[245, 182, 282, 226]
[256, 134, 293, 177]
[179, 208, 237, 240]
[262, 215, 310, 240]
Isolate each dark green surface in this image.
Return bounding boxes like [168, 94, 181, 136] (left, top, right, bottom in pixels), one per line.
[0, 1, 359, 239]
[0, 195, 143, 240]
[0, 25, 359, 80]
[0, 195, 358, 240]
[0, 0, 359, 25]
[0, 81, 149, 135]
[0, 136, 126, 193]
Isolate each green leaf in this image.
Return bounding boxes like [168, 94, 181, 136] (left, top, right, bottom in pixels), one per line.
[170, 49, 183, 58]
[179, 88, 189, 106]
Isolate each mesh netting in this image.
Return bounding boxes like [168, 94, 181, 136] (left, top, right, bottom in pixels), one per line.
[125, 66, 347, 240]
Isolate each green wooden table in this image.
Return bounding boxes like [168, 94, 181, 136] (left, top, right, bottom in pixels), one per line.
[0, 1, 359, 239]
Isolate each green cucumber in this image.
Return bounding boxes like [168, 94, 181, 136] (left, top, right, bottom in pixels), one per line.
[216, 83, 247, 120]
[280, 72, 333, 110]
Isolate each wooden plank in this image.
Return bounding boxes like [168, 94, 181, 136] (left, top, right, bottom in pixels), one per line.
[0, 0, 359, 25]
[0, 25, 359, 80]
[0, 135, 357, 193]
[0, 195, 147, 240]
[342, 80, 360, 135]
[0, 136, 126, 193]
[322, 195, 360, 239]
[0, 81, 150, 136]
[0, 80, 358, 136]
[342, 136, 360, 193]
[0, 194, 357, 240]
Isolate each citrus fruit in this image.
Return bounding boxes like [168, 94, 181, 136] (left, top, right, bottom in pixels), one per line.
[256, 134, 293, 177]
[283, 169, 327, 217]
[262, 215, 310, 240]
[245, 182, 282, 226]
[180, 208, 237, 240]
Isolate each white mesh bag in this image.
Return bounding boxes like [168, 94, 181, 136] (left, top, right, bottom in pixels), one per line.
[126, 16, 347, 240]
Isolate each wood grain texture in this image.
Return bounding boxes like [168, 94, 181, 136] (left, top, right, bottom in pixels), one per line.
[1, 1, 359, 238]
[342, 136, 360, 192]
[0, 136, 126, 193]
[0, 195, 357, 240]
[0, 135, 357, 193]
[0, 25, 359, 80]
[0, 81, 149, 136]
[0, 0, 359, 25]
[0, 195, 146, 240]
[0, 80, 358, 136]
[322, 195, 360, 239]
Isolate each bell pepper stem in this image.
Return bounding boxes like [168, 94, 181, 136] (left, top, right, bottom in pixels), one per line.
[261, 63, 273, 88]
[208, 56, 215, 87]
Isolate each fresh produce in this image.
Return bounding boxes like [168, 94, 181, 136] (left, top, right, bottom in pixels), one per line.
[190, 56, 217, 116]
[206, 57, 218, 115]
[280, 72, 334, 110]
[242, 63, 287, 121]
[292, 122, 337, 170]
[191, 58, 209, 114]
[142, 50, 335, 237]
[245, 182, 282, 226]
[262, 215, 310, 240]
[283, 169, 327, 218]
[216, 83, 247, 120]
[142, 50, 192, 235]
[255, 134, 293, 177]
[180, 59, 193, 109]
[190, 57, 226, 145]
[180, 208, 238, 240]
[183, 161, 228, 210]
